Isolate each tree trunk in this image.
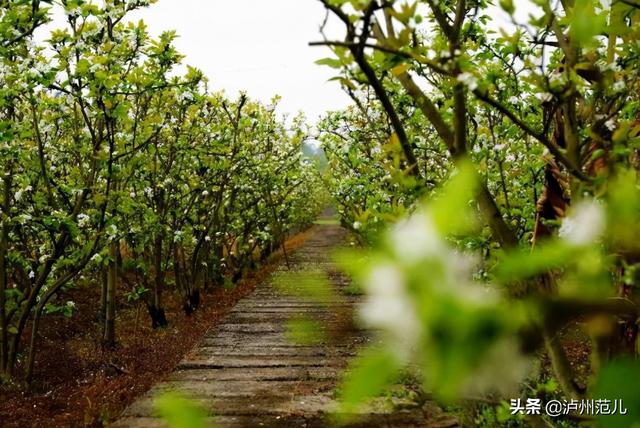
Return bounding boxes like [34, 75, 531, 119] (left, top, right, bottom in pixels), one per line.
[0, 216, 8, 376]
[100, 267, 107, 329]
[103, 241, 118, 348]
[149, 234, 167, 329]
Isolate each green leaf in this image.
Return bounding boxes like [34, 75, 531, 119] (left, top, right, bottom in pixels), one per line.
[339, 347, 400, 413]
[568, 0, 607, 47]
[496, 242, 573, 283]
[594, 360, 640, 428]
[315, 57, 343, 69]
[430, 160, 480, 236]
[499, 0, 515, 15]
[154, 393, 208, 428]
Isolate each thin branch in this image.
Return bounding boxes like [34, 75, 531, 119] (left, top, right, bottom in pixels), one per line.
[309, 40, 451, 76]
[472, 89, 591, 182]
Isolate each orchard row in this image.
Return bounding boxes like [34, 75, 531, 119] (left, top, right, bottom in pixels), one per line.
[0, 0, 325, 380]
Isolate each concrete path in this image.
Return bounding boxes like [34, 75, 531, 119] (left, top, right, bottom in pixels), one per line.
[113, 222, 459, 428]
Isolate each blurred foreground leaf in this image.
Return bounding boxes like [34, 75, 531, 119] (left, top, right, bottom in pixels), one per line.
[155, 392, 208, 428]
[594, 360, 640, 428]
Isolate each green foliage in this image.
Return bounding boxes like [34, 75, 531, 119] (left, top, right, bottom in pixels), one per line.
[338, 347, 400, 414]
[0, 0, 327, 380]
[315, 0, 640, 424]
[155, 393, 208, 428]
[566, 0, 608, 47]
[595, 360, 640, 427]
[125, 285, 149, 303]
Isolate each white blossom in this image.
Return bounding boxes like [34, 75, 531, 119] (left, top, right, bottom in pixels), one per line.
[178, 91, 194, 102]
[605, 118, 617, 131]
[613, 80, 626, 93]
[537, 92, 554, 103]
[107, 224, 118, 241]
[607, 62, 622, 72]
[549, 71, 564, 85]
[360, 264, 421, 358]
[559, 200, 605, 246]
[457, 72, 478, 91]
[390, 211, 444, 262]
[77, 213, 90, 227]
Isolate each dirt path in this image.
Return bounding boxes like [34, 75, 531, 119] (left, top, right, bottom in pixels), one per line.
[113, 222, 458, 428]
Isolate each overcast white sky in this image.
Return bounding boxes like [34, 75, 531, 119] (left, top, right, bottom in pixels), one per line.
[38, 0, 542, 123]
[126, 0, 352, 123]
[124, 0, 538, 122]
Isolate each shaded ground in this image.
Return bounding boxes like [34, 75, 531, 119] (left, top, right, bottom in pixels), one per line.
[0, 231, 313, 428]
[113, 221, 459, 428]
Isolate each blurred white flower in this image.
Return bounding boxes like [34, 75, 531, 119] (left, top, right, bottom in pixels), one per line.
[28, 271, 35, 279]
[613, 80, 626, 93]
[559, 200, 605, 246]
[607, 62, 622, 72]
[390, 211, 444, 262]
[107, 224, 118, 241]
[605, 118, 617, 131]
[457, 72, 478, 91]
[360, 264, 420, 358]
[353, 221, 362, 230]
[463, 337, 533, 397]
[549, 71, 564, 85]
[77, 213, 90, 228]
[537, 92, 554, 103]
